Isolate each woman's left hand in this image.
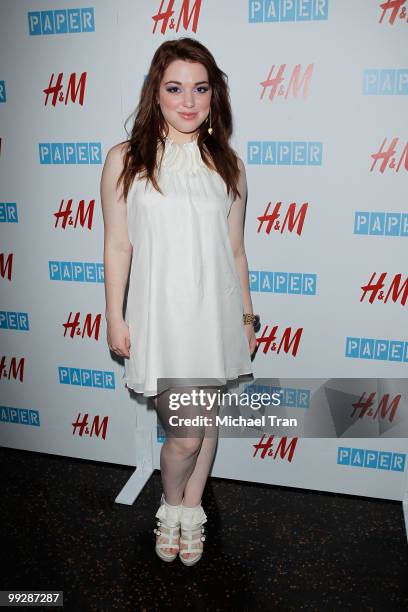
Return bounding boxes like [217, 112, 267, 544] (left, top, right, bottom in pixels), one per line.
[244, 324, 258, 356]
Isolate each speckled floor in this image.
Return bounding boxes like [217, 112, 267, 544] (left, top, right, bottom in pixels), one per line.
[0, 447, 407, 611]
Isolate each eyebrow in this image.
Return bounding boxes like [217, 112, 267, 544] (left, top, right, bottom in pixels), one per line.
[164, 80, 209, 85]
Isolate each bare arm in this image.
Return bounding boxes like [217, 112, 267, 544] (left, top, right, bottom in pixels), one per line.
[100, 143, 133, 324]
[227, 157, 253, 316]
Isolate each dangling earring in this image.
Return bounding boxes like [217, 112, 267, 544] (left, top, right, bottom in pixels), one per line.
[207, 106, 213, 135]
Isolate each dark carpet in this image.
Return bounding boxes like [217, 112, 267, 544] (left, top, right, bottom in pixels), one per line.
[1, 446, 407, 611]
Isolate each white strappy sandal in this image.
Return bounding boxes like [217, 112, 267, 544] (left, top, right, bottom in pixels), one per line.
[154, 493, 182, 562]
[179, 501, 207, 566]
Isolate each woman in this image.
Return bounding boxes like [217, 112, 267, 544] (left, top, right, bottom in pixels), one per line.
[100, 37, 257, 566]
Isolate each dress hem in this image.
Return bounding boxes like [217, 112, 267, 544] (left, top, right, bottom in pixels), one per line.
[123, 370, 254, 398]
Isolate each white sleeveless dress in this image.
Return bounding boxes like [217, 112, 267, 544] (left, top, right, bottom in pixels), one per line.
[122, 134, 254, 397]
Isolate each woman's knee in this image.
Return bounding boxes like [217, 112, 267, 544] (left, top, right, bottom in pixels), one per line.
[167, 436, 203, 457]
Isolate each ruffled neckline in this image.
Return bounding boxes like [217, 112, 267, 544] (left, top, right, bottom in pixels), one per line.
[159, 134, 206, 173]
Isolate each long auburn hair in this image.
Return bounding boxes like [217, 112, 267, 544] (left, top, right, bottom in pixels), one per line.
[117, 37, 242, 203]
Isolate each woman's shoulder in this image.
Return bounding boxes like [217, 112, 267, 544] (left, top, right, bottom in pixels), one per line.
[105, 141, 129, 168]
[236, 156, 245, 171]
[100, 142, 131, 201]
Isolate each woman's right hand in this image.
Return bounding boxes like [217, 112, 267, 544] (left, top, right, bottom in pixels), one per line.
[106, 317, 131, 358]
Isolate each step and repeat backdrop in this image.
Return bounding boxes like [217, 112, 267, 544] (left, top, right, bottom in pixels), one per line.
[1, 1, 407, 503]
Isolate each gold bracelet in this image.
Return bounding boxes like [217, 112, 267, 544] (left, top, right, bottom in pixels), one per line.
[243, 313, 256, 325]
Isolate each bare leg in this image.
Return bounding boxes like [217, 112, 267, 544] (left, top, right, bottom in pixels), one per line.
[182, 386, 221, 506]
[178, 385, 222, 559]
[152, 386, 205, 555]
